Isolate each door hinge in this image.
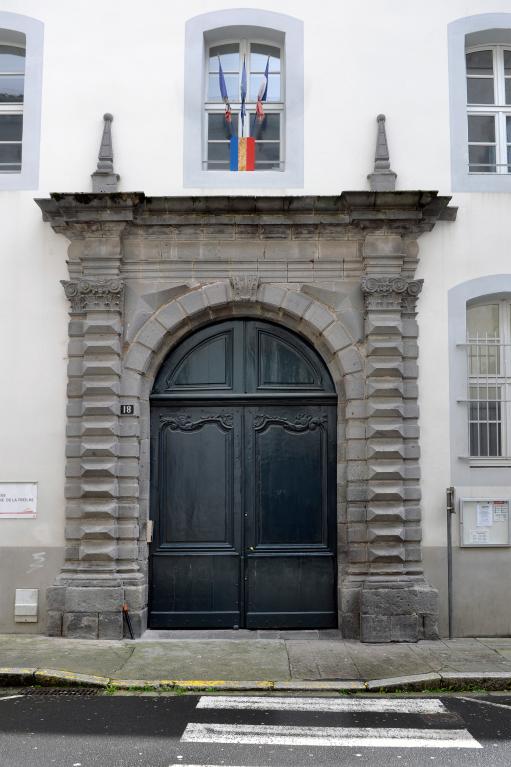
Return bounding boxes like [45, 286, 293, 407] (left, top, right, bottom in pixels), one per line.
[146, 520, 154, 544]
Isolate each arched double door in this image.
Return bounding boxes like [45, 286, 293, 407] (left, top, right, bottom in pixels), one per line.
[149, 319, 338, 629]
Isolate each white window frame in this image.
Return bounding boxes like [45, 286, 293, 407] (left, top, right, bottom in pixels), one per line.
[448, 13, 511, 192]
[183, 9, 303, 189]
[203, 37, 285, 171]
[465, 299, 511, 462]
[0, 37, 25, 173]
[449, 277, 511, 487]
[466, 44, 511, 175]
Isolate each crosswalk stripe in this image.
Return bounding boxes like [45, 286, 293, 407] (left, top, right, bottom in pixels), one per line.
[182, 722, 482, 749]
[197, 695, 447, 714]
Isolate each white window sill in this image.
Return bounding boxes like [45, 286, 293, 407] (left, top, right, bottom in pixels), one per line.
[459, 456, 511, 467]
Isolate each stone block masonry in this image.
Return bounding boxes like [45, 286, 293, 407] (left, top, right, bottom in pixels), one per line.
[36, 192, 455, 641]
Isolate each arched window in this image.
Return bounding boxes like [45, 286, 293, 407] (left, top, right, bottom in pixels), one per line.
[205, 39, 283, 171]
[466, 44, 511, 174]
[183, 9, 303, 189]
[0, 32, 25, 173]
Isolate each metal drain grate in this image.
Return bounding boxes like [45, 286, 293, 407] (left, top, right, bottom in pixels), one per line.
[23, 686, 99, 696]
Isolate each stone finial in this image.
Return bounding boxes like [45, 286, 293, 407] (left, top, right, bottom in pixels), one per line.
[367, 114, 397, 192]
[91, 113, 120, 193]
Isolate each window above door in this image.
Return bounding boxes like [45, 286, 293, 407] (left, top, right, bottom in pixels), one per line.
[183, 9, 303, 188]
[205, 39, 283, 171]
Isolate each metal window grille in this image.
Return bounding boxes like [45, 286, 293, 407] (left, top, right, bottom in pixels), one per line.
[466, 332, 511, 457]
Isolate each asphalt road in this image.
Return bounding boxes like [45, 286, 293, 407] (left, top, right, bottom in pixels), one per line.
[0, 690, 510, 767]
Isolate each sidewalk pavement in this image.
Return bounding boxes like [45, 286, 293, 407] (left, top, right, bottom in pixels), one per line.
[2, 631, 511, 691]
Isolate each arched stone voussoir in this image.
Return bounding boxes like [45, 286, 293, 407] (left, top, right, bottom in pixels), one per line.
[129, 281, 361, 399]
[124, 341, 154, 375]
[203, 280, 233, 308]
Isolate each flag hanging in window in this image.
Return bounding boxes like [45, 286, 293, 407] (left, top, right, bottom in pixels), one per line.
[256, 57, 270, 121]
[218, 57, 232, 127]
[240, 55, 247, 135]
[230, 136, 255, 170]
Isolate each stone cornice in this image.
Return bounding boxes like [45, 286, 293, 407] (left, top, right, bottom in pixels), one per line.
[35, 191, 456, 240]
[62, 278, 124, 312]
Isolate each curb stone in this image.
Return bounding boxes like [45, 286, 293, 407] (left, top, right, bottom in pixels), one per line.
[0, 667, 510, 692]
[34, 670, 110, 688]
[112, 679, 175, 690]
[440, 671, 511, 691]
[0, 668, 37, 686]
[274, 680, 366, 691]
[366, 673, 442, 691]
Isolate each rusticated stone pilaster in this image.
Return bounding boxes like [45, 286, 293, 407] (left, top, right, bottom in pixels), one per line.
[354, 274, 438, 642]
[48, 277, 142, 639]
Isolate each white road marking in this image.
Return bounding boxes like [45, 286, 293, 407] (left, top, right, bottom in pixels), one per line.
[457, 695, 511, 712]
[197, 695, 447, 714]
[182, 722, 482, 749]
[0, 695, 23, 701]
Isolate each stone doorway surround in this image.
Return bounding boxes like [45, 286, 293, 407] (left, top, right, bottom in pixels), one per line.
[36, 191, 456, 642]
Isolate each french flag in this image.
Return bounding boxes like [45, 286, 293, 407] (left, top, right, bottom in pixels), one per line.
[230, 136, 255, 171]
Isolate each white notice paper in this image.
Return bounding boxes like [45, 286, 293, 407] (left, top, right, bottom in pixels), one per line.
[493, 502, 509, 522]
[0, 483, 37, 519]
[470, 529, 490, 545]
[476, 502, 493, 527]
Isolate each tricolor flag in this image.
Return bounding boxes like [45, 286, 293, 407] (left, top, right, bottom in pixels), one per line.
[218, 57, 232, 127]
[230, 136, 255, 171]
[256, 56, 270, 121]
[240, 55, 247, 134]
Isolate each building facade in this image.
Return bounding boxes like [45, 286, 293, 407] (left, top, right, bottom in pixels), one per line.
[1, 1, 511, 640]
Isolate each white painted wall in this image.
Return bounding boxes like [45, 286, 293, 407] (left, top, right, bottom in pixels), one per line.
[1, 0, 510, 630]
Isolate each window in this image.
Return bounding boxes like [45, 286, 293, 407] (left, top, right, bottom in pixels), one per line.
[448, 14, 511, 191]
[0, 13, 43, 190]
[0, 36, 25, 173]
[466, 46, 511, 173]
[466, 301, 511, 458]
[183, 9, 303, 188]
[204, 40, 283, 171]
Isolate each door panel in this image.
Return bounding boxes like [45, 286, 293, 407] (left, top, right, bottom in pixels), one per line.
[149, 405, 242, 628]
[159, 414, 236, 545]
[244, 404, 337, 628]
[245, 554, 337, 629]
[251, 412, 325, 545]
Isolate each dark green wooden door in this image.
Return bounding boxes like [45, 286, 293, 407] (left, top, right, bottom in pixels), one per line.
[149, 320, 337, 629]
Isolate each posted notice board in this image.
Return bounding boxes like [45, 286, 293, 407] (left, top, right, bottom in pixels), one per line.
[0, 483, 37, 519]
[459, 498, 510, 547]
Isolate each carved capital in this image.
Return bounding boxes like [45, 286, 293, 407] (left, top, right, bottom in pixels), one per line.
[230, 275, 260, 302]
[361, 276, 423, 311]
[62, 278, 124, 312]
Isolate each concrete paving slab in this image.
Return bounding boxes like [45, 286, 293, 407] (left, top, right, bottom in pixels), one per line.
[343, 641, 429, 679]
[477, 638, 511, 649]
[0, 635, 132, 677]
[407, 639, 503, 670]
[111, 640, 290, 682]
[286, 640, 360, 680]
